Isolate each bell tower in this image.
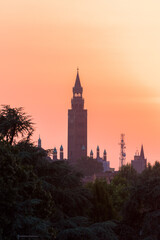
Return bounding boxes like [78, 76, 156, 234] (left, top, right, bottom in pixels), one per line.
[68, 69, 87, 162]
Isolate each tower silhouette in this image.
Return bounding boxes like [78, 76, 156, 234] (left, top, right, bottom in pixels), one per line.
[68, 69, 87, 162]
[60, 145, 63, 160]
[97, 146, 100, 159]
[103, 149, 107, 161]
[53, 147, 57, 161]
[90, 150, 93, 159]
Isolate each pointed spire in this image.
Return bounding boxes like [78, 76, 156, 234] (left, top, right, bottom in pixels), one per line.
[140, 145, 144, 159]
[53, 147, 57, 160]
[103, 149, 107, 161]
[97, 145, 100, 159]
[53, 147, 57, 153]
[60, 145, 63, 160]
[38, 135, 41, 148]
[90, 149, 93, 159]
[73, 68, 83, 95]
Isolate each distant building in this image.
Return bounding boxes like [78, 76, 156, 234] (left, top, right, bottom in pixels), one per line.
[90, 146, 110, 172]
[131, 145, 147, 173]
[68, 69, 87, 162]
[96, 146, 110, 172]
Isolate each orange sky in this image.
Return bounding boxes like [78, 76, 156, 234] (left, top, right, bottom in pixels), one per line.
[0, 0, 160, 169]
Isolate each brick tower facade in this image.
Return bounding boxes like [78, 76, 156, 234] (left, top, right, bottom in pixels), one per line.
[68, 69, 87, 162]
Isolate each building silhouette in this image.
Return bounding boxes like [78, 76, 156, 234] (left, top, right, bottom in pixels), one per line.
[37, 70, 111, 173]
[68, 69, 87, 162]
[131, 145, 147, 173]
[92, 146, 110, 172]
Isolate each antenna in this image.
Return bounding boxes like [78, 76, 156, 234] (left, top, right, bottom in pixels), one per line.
[119, 133, 126, 168]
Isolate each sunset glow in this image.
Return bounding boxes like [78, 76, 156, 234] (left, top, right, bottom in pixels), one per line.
[1, 0, 160, 168]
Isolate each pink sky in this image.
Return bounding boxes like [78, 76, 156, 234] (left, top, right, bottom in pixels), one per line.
[0, 0, 160, 169]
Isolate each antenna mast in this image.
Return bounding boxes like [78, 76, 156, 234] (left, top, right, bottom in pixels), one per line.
[119, 133, 126, 168]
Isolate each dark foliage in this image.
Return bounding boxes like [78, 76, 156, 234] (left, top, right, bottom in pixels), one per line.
[0, 143, 54, 239]
[0, 105, 34, 145]
[1, 106, 160, 240]
[87, 179, 116, 222]
[118, 163, 138, 183]
[108, 175, 130, 219]
[115, 223, 138, 240]
[56, 221, 118, 240]
[122, 163, 160, 239]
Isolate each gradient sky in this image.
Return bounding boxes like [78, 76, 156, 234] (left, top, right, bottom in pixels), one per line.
[0, 0, 160, 169]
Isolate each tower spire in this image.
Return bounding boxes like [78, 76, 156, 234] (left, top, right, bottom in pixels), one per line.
[73, 68, 83, 95]
[140, 145, 144, 159]
[38, 135, 41, 148]
[68, 69, 87, 162]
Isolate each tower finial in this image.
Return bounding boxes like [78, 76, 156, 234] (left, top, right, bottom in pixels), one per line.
[77, 67, 79, 72]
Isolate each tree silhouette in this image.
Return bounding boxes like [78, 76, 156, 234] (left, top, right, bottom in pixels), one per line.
[0, 105, 34, 145]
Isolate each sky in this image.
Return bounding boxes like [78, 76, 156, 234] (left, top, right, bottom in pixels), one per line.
[0, 0, 160, 169]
